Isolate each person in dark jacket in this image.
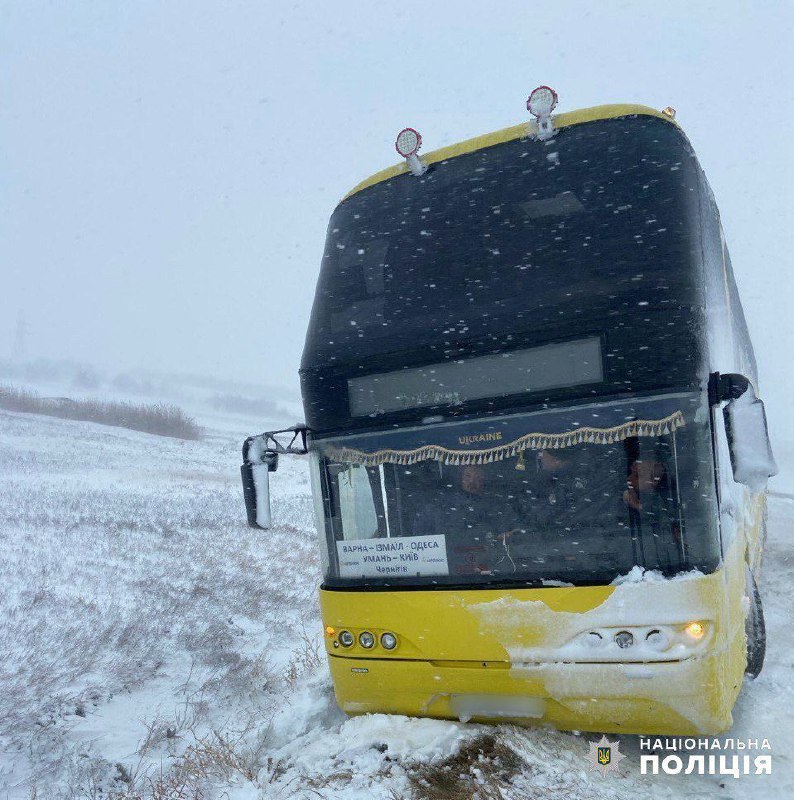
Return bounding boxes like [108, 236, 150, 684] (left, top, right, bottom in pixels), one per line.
[503, 446, 631, 571]
[412, 464, 495, 574]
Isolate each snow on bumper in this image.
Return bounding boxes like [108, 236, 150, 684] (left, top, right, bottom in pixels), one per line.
[328, 647, 738, 735]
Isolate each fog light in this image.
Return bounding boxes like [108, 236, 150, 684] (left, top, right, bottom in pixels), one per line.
[585, 631, 604, 648]
[339, 630, 354, 647]
[615, 631, 634, 649]
[381, 632, 397, 650]
[359, 631, 375, 649]
[684, 621, 705, 640]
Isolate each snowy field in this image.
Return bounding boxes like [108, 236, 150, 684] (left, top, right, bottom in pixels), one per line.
[1, 404, 792, 799]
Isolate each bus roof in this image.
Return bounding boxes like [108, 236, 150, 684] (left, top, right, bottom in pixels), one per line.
[342, 104, 676, 202]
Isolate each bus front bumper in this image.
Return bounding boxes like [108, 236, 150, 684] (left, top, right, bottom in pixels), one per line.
[327, 650, 739, 735]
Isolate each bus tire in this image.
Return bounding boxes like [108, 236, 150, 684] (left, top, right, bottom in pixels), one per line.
[745, 572, 766, 679]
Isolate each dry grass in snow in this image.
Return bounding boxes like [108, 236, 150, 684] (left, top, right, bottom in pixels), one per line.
[0, 384, 201, 440]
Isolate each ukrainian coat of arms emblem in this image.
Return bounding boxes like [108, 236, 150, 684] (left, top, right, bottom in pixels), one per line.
[588, 735, 626, 776]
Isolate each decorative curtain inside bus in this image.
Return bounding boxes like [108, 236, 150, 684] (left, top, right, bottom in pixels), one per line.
[326, 410, 685, 467]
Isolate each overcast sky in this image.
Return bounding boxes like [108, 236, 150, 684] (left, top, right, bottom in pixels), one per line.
[1, 1, 792, 433]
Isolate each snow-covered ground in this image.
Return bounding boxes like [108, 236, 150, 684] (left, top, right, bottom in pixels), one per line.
[1, 403, 792, 799]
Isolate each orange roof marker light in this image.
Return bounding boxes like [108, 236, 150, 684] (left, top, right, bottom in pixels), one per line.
[395, 127, 428, 177]
[527, 85, 559, 141]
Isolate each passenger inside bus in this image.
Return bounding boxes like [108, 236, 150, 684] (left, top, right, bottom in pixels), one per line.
[411, 464, 492, 573]
[404, 442, 684, 577]
[411, 464, 486, 535]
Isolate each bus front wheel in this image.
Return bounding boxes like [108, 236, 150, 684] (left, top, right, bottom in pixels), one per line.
[745, 572, 766, 679]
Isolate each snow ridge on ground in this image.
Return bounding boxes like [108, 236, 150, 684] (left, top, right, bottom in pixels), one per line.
[0, 408, 791, 799]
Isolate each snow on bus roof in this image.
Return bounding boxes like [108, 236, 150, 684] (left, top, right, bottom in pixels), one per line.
[341, 103, 678, 203]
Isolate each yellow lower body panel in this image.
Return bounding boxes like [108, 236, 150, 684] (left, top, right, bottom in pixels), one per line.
[328, 645, 741, 735]
[321, 543, 751, 735]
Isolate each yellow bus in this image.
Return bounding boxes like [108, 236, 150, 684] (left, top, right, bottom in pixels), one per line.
[242, 92, 777, 735]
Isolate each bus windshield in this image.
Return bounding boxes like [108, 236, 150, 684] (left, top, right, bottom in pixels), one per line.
[311, 393, 720, 588]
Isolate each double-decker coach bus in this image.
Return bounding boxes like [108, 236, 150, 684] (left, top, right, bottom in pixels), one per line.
[242, 89, 777, 734]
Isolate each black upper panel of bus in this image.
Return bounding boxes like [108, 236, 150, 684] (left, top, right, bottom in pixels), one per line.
[301, 114, 706, 435]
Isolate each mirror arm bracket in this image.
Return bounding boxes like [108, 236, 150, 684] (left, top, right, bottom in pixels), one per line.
[708, 372, 750, 406]
[242, 425, 310, 470]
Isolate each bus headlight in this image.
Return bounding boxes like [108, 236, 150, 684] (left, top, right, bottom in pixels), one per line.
[585, 631, 605, 648]
[614, 631, 634, 649]
[381, 632, 397, 650]
[359, 631, 376, 649]
[567, 622, 711, 661]
[338, 630, 354, 647]
[645, 628, 671, 651]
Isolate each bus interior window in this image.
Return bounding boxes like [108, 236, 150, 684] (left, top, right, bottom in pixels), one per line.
[364, 466, 388, 537]
[325, 463, 379, 541]
[389, 461, 443, 538]
[623, 435, 684, 571]
[324, 464, 344, 542]
[382, 464, 401, 537]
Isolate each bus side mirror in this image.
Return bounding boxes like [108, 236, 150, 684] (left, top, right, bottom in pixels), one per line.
[240, 426, 308, 529]
[241, 437, 279, 529]
[721, 379, 778, 492]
